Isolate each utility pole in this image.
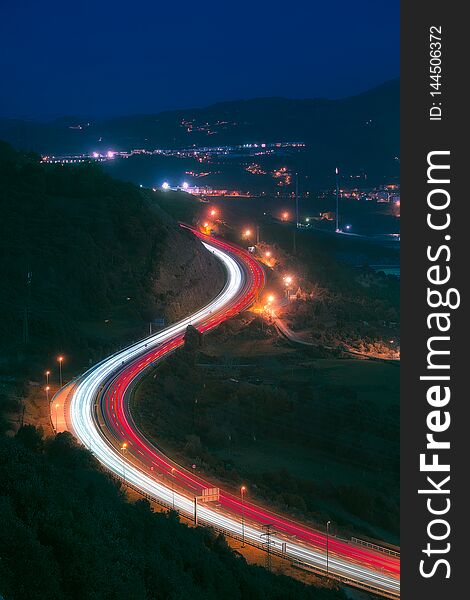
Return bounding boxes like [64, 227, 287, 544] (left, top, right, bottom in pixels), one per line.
[261, 524, 274, 571]
[295, 172, 299, 228]
[335, 167, 340, 232]
[22, 271, 32, 345]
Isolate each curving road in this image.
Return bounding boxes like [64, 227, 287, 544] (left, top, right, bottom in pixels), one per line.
[54, 226, 400, 598]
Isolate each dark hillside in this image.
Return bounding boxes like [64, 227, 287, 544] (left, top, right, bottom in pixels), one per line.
[0, 428, 346, 600]
[0, 142, 223, 374]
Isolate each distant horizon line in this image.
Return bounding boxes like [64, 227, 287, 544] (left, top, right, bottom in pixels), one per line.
[0, 77, 399, 124]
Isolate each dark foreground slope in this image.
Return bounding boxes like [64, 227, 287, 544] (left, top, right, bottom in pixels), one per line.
[0, 142, 223, 374]
[0, 428, 346, 600]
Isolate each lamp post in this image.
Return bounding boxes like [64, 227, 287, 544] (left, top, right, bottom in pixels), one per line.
[170, 467, 176, 509]
[57, 356, 64, 388]
[283, 275, 293, 300]
[45, 385, 50, 403]
[326, 520, 331, 576]
[120, 442, 128, 484]
[241, 485, 246, 547]
[45, 370, 50, 386]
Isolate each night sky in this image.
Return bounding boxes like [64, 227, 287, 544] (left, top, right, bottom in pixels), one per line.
[1, 0, 399, 119]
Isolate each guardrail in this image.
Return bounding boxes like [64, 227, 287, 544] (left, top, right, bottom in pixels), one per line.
[351, 537, 400, 558]
[105, 468, 399, 599]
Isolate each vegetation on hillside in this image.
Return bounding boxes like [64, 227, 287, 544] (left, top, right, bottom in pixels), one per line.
[0, 142, 168, 372]
[133, 322, 399, 544]
[0, 427, 346, 600]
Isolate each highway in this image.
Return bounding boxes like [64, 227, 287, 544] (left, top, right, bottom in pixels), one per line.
[54, 226, 400, 598]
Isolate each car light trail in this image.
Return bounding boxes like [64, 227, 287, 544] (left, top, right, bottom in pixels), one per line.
[61, 227, 400, 598]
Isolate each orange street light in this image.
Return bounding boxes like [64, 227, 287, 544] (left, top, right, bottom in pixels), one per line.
[170, 467, 176, 509]
[210, 208, 217, 217]
[243, 229, 252, 238]
[120, 442, 128, 483]
[45, 385, 50, 403]
[267, 294, 275, 304]
[57, 356, 64, 388]
[45, 370, 51, 386]
[241, 486, 247, 547]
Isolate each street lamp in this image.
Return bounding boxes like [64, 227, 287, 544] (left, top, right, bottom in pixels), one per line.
[57, 356, 64, 388]
[241, 485, 246, 547]
[45, 370, 50, 386]
[283, 275, 293, 300]
[120, 442, 128, 484]
[45, 385, 50, 403]
[243, 229, 252, 239]
[326, 520, 331, 576]
[170, 467, 176, 509]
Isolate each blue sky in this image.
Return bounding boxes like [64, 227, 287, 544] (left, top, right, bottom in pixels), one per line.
[0, 0, 399, 118]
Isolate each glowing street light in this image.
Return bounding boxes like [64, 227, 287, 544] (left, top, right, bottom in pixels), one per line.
[162, 181, 170, 191]
[282, 211, 289, 220]
[170, 467, 176, 509]
[120, 442, 128, 484]
[284, 275, 293, 286]
[182, 181, 189, 190]
[265, 251, 271, 258]
[243, 229, 252, 239]
[326, 520, 331, 576]
[210, 208, 217, 217]
[241, 485, 247, 547]
[45, 385, 50, 403]
[266, 294, 275, 304]
[45, 370, 51, 386]
[57, 356, 64, 388]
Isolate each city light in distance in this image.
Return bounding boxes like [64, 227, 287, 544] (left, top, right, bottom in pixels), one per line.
[182, 181, 189, 190]
[210, 208, 217, 217]
[266, 294, 275, 304]
[283, 275, 293, 286]
[162, 181, 170, 191]
[265, 251, 271, 258]
[281, 211, 289, 220]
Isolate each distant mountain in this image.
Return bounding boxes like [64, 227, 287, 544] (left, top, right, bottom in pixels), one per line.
[0, 79, 399, 185]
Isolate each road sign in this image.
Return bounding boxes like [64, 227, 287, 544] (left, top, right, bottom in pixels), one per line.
[200, 487, 220, 502]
